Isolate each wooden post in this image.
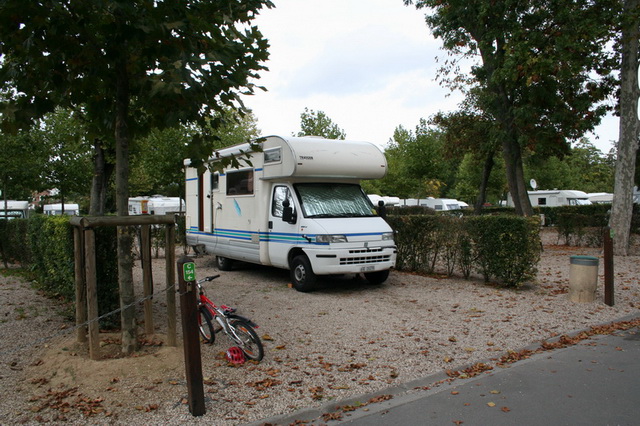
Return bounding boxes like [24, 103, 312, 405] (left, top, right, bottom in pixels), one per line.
[604, 227, 615, 306]
[141, 224, 154, 335]
[73, 226, 87, 343]
[178, 255, 205, 416]
[84, 226, 101, 360]
[166, 223, 177, 346]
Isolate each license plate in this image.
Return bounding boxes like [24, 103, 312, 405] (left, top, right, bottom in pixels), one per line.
[360, 266, 375, 272]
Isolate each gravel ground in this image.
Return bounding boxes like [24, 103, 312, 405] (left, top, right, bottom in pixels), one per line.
[1, 229, 639, 425]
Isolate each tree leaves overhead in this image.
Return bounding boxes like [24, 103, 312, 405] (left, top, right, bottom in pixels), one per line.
[0, 0, 273, 147]
[408, 0, 619, 152]
[405, 0, 620, 216]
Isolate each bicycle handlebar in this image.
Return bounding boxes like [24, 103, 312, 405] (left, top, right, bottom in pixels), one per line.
[197, 274, 220, 284]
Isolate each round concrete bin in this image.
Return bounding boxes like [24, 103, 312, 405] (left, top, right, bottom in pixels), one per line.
[568, 255, 599, 303]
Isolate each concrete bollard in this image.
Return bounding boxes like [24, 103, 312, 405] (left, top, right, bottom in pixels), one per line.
[568, 255, 599, 303]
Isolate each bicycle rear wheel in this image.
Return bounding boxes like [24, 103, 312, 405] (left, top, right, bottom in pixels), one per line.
[198, 306, 215, 344]
[228, 319, 264, 361]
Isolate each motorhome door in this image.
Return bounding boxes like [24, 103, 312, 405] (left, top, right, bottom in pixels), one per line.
[268, 185, 298, 269]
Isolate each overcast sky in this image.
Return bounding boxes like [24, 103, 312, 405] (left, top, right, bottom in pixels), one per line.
[241, 0, 619, 154]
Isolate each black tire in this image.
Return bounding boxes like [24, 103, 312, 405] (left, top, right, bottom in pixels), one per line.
[216, 256, 234, 271]
[364, 269, 390, 285]
[228, 319, 264, 361]
[290, 255, 317, 292]
[198, 306, 215, 344]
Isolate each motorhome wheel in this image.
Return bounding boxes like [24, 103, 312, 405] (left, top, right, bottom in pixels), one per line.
[216, 256, 235, 271]
[364, 270, 390, 285]
[290, 255, 316, 292]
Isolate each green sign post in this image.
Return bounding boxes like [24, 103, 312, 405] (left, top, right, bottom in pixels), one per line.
[183, 262, 196, 282]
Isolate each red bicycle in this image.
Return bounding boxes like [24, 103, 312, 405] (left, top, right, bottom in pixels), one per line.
[196, 275, 264, 361]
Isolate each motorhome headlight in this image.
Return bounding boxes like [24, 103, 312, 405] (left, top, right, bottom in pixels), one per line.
[316, 234, 348, 243]
[381, 232, 394, 241]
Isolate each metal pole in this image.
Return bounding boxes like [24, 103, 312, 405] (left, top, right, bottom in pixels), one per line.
[177, 255, 205, 416]
[604, 227, 615, 306]
[141, 224, 154, 335]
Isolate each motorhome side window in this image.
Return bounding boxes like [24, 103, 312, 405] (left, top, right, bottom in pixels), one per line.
[211, 173, 219, 192]
[226, 169, 254, 195]
[264, 147, 282, 164]
[272, 186, 295, 217]
[538, 198, 547, 206]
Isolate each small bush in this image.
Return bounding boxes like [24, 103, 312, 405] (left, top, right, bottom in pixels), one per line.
[464, 216, 541, 287]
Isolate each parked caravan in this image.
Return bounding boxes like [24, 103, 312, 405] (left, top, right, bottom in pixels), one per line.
[367, 194, 400, 206]
[587, 193, 613, 204]
[0, 200, 29, 220]
[506, 190, 592, 207]
[397, 198, 467, 210]
[43, 203, 80, 216]
[128, 196, 184, 215]
[419, 197, 467, 211]
[184, 135, 397, 292]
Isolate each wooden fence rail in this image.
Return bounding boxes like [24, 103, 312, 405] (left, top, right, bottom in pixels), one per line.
[70, 214, 177, 360]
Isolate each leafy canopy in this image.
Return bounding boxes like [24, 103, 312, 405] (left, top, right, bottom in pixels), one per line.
[0, 0, 273, 166]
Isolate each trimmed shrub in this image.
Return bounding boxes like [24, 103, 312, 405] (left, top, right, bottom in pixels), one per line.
[387, 214, 541, 287]
[464, 215, 541, 287]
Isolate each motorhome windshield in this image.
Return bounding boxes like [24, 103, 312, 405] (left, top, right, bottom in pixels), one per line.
[295, 183, 375, 218]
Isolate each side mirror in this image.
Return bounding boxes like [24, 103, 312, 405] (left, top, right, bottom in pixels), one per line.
[282, 199, 296, 224]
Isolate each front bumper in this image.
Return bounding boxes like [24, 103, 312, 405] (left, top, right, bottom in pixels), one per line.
[304, 244, 397, 275]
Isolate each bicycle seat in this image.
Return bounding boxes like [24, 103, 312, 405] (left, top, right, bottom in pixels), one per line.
[221, 305, 236, 314]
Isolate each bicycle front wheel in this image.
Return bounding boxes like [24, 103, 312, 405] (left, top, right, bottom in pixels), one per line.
[228, 319, 264, 361]
[198, 306, 215, 344]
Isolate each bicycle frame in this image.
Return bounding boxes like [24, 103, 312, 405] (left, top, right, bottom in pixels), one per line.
[196, 277, 258, 335]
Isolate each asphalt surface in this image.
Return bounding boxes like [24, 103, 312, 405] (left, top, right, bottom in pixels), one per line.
[252, 319, 640, 426]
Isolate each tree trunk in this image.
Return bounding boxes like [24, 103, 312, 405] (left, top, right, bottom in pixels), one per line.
[610, 0, 640, 255]
[501, 129, 533, 216]
[115, 58, 137, 354]
[89, 139, 114, 216]
[474, 149, 495, 213]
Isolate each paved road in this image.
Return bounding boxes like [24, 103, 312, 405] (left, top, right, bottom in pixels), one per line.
[253, 324, 640, 426]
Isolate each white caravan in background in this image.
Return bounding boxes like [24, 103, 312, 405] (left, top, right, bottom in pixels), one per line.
[43, 203, 80, 216]
[0, 200, 30, 220]
[128, 196, 185, 216]
[506, 190, 592, 207]
[184, 135, 397, 292]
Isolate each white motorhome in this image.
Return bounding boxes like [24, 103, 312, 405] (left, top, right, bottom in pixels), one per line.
[184, 135, 397, 292]
[128, 196, 185, 215]
[0, 200, 30, 220]
[43, 203, 80, 216]
[506, 190, 592, 207]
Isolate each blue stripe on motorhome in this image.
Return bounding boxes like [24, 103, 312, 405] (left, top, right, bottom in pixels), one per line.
[187, 228, 384, 246]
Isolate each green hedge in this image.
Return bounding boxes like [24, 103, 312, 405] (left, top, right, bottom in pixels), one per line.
[0, 218, 32, 265]
[386, 214, 541, 287]
[1, 215, 119, 324]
